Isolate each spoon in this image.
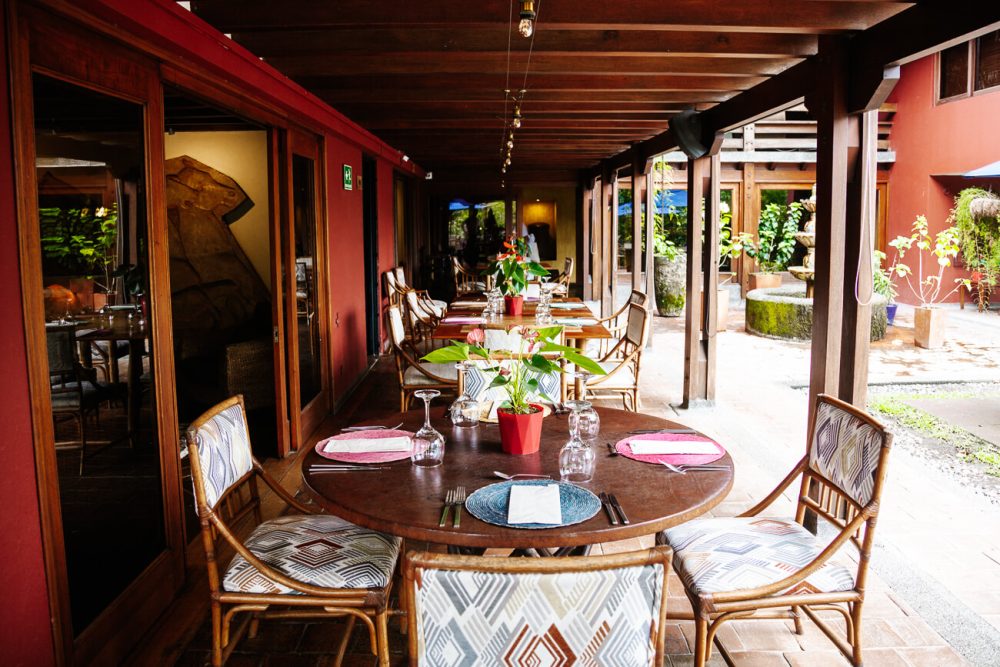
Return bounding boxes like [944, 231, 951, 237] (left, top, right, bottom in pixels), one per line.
[493, 471, 552, 481]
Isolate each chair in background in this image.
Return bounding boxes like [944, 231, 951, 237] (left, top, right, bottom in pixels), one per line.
[403, 546, 672, 667]
[574, 302, 650, 410]
[386, 306, 457, 411]
[188, 396, 402, 667]
[383, 269, 402, 308]
[556, 256, 574, 287]
[661, 394, 893, 667]
[590, 289, 648, 358]
[395, 265, 447, 320]
[451, 256, 486, 293]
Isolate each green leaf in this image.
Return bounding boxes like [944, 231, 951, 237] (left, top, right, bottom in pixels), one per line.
[421, 345, 470, 363]
[489, 375, 510, 388]
[563, 350, 606, 375]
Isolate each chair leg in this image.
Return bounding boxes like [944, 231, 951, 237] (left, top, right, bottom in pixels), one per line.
[376, 609, 391, 667]
[210, 602, 223, 667]
[850, 601, 864, 666]
[791, 605, 804, 634]
[693, 618, 710, 667]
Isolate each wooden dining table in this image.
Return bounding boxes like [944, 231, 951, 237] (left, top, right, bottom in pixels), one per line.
[432, 296, 613, 345]
[302, 407, 733, 553]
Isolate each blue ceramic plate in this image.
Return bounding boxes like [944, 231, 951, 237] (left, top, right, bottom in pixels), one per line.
[464, 480, 601, 529]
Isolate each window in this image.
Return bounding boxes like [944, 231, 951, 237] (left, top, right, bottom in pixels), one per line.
[937, 29, 1000, 102]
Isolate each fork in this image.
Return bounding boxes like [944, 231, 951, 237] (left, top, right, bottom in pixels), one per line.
[659, 461, 729, 474]
[453, 486, 466, 528]
[439, 489, 454, 527]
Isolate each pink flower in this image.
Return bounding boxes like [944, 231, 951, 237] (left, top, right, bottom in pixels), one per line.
[508, 325, 524, 336]
[466, 327, 485, 346]
[523, 329, 539, 343]
[498, 367, 511, 377]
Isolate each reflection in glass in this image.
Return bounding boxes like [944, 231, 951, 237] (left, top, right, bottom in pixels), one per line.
[34, 74, 165, 635]
[292, 154, 322, 405]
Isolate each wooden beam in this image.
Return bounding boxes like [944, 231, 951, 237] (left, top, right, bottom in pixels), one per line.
[682, 156, 708, 407]
[808, 36, 850, 413]
[319, 89, 740, 104]
[838, 110, 877, 407]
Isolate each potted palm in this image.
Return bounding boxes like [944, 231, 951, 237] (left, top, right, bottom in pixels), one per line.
[886, 215, 970, 348]
[746, 201, 803, 290]
[486, 234, 549, 315]
[422, 325, 604, 455]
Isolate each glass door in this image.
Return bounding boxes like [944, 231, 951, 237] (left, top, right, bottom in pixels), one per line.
[282, 130, 329, 446]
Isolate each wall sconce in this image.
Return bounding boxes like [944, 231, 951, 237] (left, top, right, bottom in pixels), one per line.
[518, 1, 536, 38]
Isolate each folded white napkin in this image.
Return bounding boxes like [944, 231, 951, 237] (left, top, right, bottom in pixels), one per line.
[508, 484, 563, 524]
[451, 300, 484, 307]
[323, 436, 411, 454]
[628, 440, 718, 455]
[556, 318, 598, 326]
[484, 329, 525, 351]
[525, 284, 541, 299]
[548, 302, 579, 309]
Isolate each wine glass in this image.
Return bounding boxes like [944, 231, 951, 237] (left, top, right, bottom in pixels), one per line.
[567, 399, 600, 445]
[560, 401, 596, 482]
[450, 361, 480, 428]
[573, 368, 594, 402]
[412, 389, 446, 467]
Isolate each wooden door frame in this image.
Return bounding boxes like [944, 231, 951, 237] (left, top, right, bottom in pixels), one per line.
[282, 128, 330, 448]
[8, 4, 185, 663]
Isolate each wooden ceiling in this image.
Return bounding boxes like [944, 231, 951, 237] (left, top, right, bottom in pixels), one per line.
[190, 1, 912, 188]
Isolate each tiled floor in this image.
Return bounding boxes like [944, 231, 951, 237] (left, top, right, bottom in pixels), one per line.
[160, 298, 1000, 666]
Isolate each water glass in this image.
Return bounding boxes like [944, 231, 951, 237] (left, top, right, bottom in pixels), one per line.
[568, 400, 600, 445]
[559, 433, 595, 483]
[450, 362, 480, 428]
[412, 390, 446, 467]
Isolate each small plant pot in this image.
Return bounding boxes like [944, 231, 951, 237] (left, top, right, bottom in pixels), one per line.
[504, 294, 524, 316]
[886, 302, 898, 326]
[914, 306, 946, 348]
[749, 272, 782, 291]
[496, 404, 545, 455]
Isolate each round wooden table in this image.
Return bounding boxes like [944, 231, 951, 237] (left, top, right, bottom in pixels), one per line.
[302, 407, 733, 551]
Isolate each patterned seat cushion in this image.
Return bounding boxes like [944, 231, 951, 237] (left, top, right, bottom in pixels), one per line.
[429, 299, 447, 318]
[224, 514, 401, 594]
[404, 363, 459, 386]
[414, 563, 664, 666]
[665, 517, 855, 597]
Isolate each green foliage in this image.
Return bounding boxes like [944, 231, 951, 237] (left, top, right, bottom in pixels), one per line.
[887, 215, 969, 306]
[39, 205, 118, 285]
[746, 202, 803, 273]
[873, 250, 897, 301]
[951, 188, 1000, 288]
[484, 235, 549, 296]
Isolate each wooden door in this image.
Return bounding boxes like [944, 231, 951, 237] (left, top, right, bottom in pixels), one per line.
[280, 129, 330, 448]
[10, 6, 185, 664]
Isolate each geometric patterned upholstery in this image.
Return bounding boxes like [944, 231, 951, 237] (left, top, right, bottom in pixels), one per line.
[664, 517, 855, 596]
[190, 402, 254, 508]
[412, 563, 665, 667]
[223, 514, 402, 594]
[810, 401, 885, 506]
[464, 360, 561, 406]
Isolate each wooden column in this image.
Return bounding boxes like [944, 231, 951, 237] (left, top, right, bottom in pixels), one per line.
[593, 177, 605, 311]
[808, 36, 851, 415]
[839, 109, 878, 407]
[644, 160, 656, 348]
[631, 162, 645, 291]
[682, 156, 709, 406]
[739, 162, 757, 298]
[580, 182, 592, 299]
[608, 172, 619, 316]
[703, 153, 721, 402]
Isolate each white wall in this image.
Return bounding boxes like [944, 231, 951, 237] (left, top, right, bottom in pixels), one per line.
[164, 130, 271, 289]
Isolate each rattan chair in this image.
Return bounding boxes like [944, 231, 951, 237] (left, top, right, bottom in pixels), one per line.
[386, 306, 457, 411]
[404, 546, 673, 667]
[573, 302, 649, 410]
[556, 256, 574, 287]
[383, 268, 403, 308]
[395, 266, 447, 317]
[188, 396, 402, 666]
[451, 255, 486, 293]
[661, 394, 893, 667]
[590, 289, 648, 358]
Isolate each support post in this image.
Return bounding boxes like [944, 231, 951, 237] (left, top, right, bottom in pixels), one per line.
[702, 153, 721, 402]
[682, 156, 709, 407]
[594, 176, 606, 314]
[631, 161, 645, 291]
[609, 172, 620, 315]
[839, 109, 878, 407]
[645, 160, 656, 303]
[580, 181, 592, 299]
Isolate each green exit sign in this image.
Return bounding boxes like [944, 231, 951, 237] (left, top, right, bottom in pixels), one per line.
[343, 164, 353, 190]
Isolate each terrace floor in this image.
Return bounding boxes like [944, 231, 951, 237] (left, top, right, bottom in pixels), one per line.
[145, 298, 1000, 666]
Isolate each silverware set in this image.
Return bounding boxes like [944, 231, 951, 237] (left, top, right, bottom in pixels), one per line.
[627, 428, 698, 435]
[341, 422, 404, 433]
[658, 461, 729, 474]
[599, 492, 629, 525]
[439, 486, 467, 528]
[310, 464, 388, 473]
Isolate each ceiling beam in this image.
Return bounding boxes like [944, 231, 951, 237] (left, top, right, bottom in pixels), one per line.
[314, 89, 739, 104]
[296, 73, 766, 92]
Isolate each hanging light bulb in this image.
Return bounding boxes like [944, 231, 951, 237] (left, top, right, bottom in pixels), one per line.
[512, 108, 522, 129]
[501, 166, 507, 174]
[507, 139, 514, 149]
[504, 156, 512, 167]
[518, 0, 536, 37]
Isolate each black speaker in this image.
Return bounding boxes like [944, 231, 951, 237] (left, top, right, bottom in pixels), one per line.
[672, 109, 708, 159]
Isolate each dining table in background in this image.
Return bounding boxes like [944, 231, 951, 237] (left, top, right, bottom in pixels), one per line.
[302, 407, 733, 554]
[433, 296, 612, 346]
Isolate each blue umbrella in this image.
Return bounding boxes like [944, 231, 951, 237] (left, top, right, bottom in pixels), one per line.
[617, 189, 689, 216]
[964, 160, 1000, 178]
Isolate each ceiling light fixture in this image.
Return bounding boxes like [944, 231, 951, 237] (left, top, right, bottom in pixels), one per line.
[512, 107, 522, 129]
[401, 154, 410, 162]
[518, 1, 536, 38]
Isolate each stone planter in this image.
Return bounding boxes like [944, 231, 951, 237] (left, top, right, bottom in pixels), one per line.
[653, 252, 686, 317]
[914, 306, 946, 349]
[745, 286, 888, 342]
[749, 272, 782, 291]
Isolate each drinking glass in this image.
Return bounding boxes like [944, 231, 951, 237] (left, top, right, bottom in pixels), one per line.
[567, 399, 600, 445]
[412, 389, 446, 467]
[560, 401, 596, 482]
[450, 361, 480, 427]
[573, 368, 594, 401]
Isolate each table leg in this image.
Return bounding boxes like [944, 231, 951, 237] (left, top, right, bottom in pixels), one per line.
[127, 344, 143, 448]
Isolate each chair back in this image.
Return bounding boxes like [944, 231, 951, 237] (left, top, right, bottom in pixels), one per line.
[563, 256, 574, 276]
[384, 269, 400, 306]
[45, 324, 78, 379]
[187, 395, 255, 512]
[404, 547, 672, 667]
[386, 305, 407, 347]
[629, 289, 648, 308]
[624, 302, 650, 348]
[394, 265, 407, 289]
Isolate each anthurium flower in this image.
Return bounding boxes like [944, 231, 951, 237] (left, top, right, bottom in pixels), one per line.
[466, 327, 485, 346]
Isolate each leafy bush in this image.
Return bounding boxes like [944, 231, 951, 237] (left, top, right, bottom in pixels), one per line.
[746, 202, 803, 273]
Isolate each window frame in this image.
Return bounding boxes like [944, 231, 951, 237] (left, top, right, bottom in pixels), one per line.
[936, 31, 1000, 104]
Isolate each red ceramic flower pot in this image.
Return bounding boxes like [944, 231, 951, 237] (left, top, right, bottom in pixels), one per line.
[504, 294, 524, 316]
[496, 403, 545, 455]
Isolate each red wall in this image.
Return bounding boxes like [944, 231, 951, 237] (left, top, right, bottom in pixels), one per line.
[0, 7, 58, 665]
[886, 55, 1000, 303]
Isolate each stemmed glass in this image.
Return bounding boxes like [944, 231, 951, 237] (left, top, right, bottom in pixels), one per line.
[560, 400, 596, 482]
[412, 389, 446, 467]
[573, 368, 594, 402]
[567, 399, 600, 446]
[450, 361, 480, 427]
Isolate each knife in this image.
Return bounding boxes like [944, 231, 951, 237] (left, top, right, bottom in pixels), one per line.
[608, 494, 630, 525]
[598, 492, 619, 525]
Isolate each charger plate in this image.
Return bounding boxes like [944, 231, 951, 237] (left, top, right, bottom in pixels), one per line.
[464, 480, 601, 529]
[315, 429, 415, 463]
[614, 433, 725, 466]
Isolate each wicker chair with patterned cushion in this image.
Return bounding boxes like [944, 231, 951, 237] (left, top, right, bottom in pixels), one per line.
[452, 255, 486, 294]
[386, 306, 458, 411]
[573, 302, 649, 411]
[396, 265, 447, 318]
[188, 396, 402, 666]
[404, 547, 672, 667]
[661, 394, 893, 667]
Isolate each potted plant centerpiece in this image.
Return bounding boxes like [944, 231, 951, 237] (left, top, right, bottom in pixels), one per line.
[746, 201, 803, 290]
[486, 234, 549, 315]
[422, 324, 605, 455]
[886, 215, 970, 348]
